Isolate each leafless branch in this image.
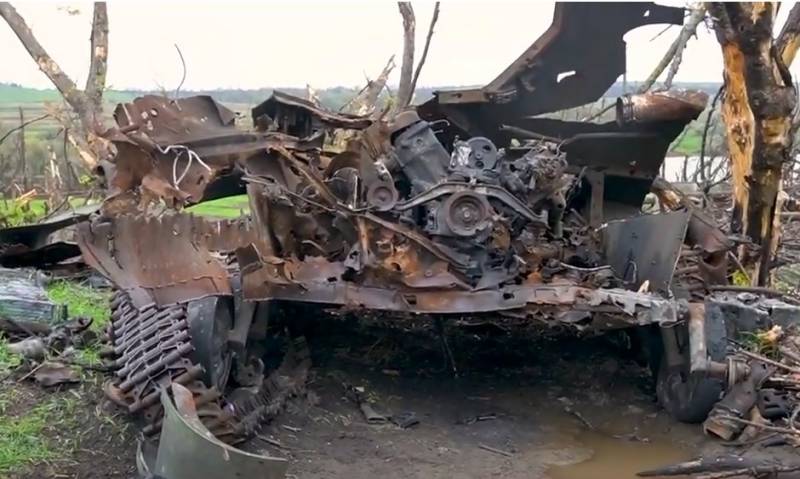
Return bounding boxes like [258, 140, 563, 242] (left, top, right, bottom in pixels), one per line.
[0, 114, 49, 146]
[409, 2, 440, 99]
[0, 2, 89, 119]
[345, 56, 396, 116]
[640, 4, 707, 93]
[581, 102, 615, 122]
[700, 85, 725, 168]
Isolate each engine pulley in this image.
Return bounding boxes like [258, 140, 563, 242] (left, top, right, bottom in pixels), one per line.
[442, 191, 493, 237]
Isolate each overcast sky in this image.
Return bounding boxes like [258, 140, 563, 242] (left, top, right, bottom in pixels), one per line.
[2, 1, 798, 91]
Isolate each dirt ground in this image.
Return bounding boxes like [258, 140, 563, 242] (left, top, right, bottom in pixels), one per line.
[6, 318, 799, 479]
[251, 325, 713, 479]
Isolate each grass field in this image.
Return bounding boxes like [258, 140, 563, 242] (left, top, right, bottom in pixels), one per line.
[671, 128, 703, 156]
[187, 194, 250, 218]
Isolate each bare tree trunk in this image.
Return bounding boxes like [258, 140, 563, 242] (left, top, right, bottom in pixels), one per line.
[0, 2, 111, 171]
[0, 3, 89, 121]
[710, 2, 799, 285]
[84, 2, 108, 120]
[17, 107, 27, 191]
[394, 2, 416, 110]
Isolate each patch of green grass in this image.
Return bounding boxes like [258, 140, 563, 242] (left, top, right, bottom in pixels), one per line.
[46, 281, 111, 332]
[187, 194, 250, 218]
[0, 197, 97, 227]
[0, 340, 21, 374]
[77, 346, 101, 366]
[0, 393, 79, 475]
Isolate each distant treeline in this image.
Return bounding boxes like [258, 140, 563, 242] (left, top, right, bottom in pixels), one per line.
[1, 81, 723, 110]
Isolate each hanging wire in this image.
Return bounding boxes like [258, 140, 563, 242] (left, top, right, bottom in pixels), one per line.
[155, 144, 212, 188]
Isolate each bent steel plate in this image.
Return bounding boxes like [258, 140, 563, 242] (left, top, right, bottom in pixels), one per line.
[153, 383, 287, 479]
[603, 210, 690, 294]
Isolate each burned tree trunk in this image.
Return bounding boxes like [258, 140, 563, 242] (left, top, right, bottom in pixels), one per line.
[344, 55, 396, 117]
[710, 2, 799, 285]
[0, 2, 112, 172]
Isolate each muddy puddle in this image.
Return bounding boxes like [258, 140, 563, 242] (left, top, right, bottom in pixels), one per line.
[545, 430, 690, 479]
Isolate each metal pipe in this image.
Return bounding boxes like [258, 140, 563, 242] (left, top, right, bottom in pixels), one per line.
[687, 303, 727, 378]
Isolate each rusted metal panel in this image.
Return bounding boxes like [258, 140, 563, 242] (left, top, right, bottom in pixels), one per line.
[603, 211, 691, 294]
[102, 94, 326, 207]
[77, 214, 232, 308]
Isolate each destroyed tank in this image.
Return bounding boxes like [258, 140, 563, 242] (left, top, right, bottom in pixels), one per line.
[75, 2, 742, 442]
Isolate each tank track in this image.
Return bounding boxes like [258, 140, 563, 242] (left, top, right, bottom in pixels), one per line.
[100, 290, 312, 443]
[230, 336, 312, 437]
[101, 291, 237, 441]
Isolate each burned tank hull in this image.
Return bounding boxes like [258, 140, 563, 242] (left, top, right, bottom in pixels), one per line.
[75, 2, 737, 444]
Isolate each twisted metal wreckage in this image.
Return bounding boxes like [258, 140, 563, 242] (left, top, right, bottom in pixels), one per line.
[6, 2, 798, 477]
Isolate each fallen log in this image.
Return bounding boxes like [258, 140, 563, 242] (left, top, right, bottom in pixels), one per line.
[638, 455, 800, 477]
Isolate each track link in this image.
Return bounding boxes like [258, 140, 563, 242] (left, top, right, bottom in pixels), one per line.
[101, 291, 237, 441]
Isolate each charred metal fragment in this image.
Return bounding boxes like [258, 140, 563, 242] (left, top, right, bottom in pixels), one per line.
[138, 384, 288, 479]
[418, 2, 686, 132]
[103, 94, 325, 208]
[252, 90, 372, 137]
[0, 204, 99, 268]
[77, 214, 233, 308]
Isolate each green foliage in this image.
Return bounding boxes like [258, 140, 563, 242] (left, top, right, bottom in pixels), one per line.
[0, 198, 94, 227]
[737, 329, 780, 358]
[732, 270, 750, 286]
[0, 197, 45, 227]
[46, 281, 111, 332]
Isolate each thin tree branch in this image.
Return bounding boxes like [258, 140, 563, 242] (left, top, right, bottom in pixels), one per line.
[639, 3, 706, 93]
[409, 1, 439, 100]
[700, 85, 725, 170]
[342, 56, 396, 116]
[0, 114, 49, 146]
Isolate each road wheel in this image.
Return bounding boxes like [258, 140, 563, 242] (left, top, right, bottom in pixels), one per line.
[656, 310, 727, 423]
[656, 360, 723, 423]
